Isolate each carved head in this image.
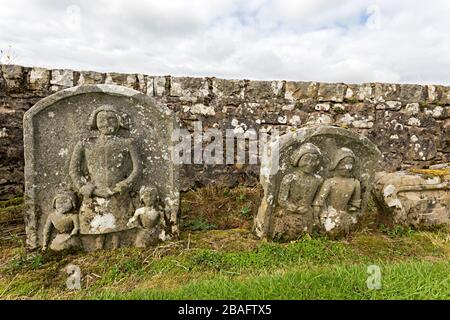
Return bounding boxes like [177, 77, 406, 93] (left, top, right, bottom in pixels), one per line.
[331, 147, 356, 176]
[88, 105, 127, 135]
[52, 191, 77, 214]
[140, 186, 158, 206]
[290, 143, 322, 174]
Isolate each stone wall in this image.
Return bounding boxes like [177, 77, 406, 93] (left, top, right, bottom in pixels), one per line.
[1, 63, 450, 199]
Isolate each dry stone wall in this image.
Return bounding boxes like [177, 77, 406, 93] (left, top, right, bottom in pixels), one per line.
[1, 63, 450, 199]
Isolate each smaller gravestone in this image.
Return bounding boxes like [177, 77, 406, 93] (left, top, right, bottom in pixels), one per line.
[254, 126, 381, 240]
[373, 166, 450, 229]
[24, 85, 180, 251]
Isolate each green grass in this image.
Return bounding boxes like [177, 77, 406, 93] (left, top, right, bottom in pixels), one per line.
[0, 228, 449, 300]
[0, 189, 448, 300]
[93, 261, 450, 300]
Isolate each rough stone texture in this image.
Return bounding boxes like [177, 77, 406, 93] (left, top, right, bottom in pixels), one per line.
[2, 64, 450, 200]
[285, 81, 318, 102]
[50, 69, 74, 91]
[253, 126, 381, 240]
[170, 76, 209, 99]
[345, 83, 373, 102]
[78, 71, 104, 85]
[317, 83, 347, 102]
[373, 166, 450, 229]
[105, 72, 140, 89]
[29, 68, 50, 91]
[23, 84, 180, 251]
[1, 65, 25, 92]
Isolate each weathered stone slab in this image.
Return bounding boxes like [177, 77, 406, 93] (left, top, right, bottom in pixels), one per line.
[24, 84, 180, 251]
[253, 126, 381, 240]
[373, 167, 450, 229]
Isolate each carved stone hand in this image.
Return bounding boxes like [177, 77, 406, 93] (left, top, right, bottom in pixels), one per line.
[296, 205, 310, 215]
[93, 187, 114, 198]
[80, 183, 95, 198]
[70, 228, 79, 237]
[113, 181, 129, 195]
[127, 216, 139, 228]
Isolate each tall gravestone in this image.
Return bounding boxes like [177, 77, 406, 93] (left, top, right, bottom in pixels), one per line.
[24, 85, 180, 251]
[254, 126, 381, 240]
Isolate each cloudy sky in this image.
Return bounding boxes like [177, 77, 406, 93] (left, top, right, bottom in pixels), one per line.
[1, 0, 450, 84]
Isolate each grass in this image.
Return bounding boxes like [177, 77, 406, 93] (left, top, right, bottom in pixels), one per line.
[0, 187, 449, 300]
[94, 261, 449, 300]
[180, 184, 261, 231]
[0, 228, 448, 299]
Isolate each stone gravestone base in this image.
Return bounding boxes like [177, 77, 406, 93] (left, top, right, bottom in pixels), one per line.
[254, 126, 382, 241]
[24, 85, 180, 252]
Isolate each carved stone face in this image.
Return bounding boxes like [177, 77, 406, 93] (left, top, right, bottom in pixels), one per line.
[96, 110, 119, 135]
[54, 196, 73, 214]
[141, 191, 157, 207]
[298, 153, 320, 174]
[335, 156, 354, 176]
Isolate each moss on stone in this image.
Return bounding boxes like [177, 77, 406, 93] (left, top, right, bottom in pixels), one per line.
[409, 168, 450, 177]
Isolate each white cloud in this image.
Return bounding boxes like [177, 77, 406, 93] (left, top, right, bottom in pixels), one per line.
[1, 0, 450, 84]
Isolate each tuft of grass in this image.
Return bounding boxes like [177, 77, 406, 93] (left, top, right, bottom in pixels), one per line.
[180, 184, 262, 230]
[183, 218, 216, 231]
[0, 196, 24, 208]
[378, 224, 416, 238]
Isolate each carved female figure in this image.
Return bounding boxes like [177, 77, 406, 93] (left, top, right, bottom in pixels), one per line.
[69, 105, 141, 249]
[272, 143, 323, 240]
[42, 191, 80, 251]
[313, 147, 361, 235]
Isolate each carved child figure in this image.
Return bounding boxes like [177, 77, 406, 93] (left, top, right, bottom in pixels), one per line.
[313, 147, 361, 236]
[272, 143, 323, 240]
[127, 186, 165, 247]
[42, 191, 80, 251]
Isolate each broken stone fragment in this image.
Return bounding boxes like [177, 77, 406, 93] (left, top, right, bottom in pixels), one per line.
[373, 168, 450, 229]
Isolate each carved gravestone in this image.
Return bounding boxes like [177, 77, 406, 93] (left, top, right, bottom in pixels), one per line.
[24, 85, 180, 251]
[254, 126, 381, 240]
